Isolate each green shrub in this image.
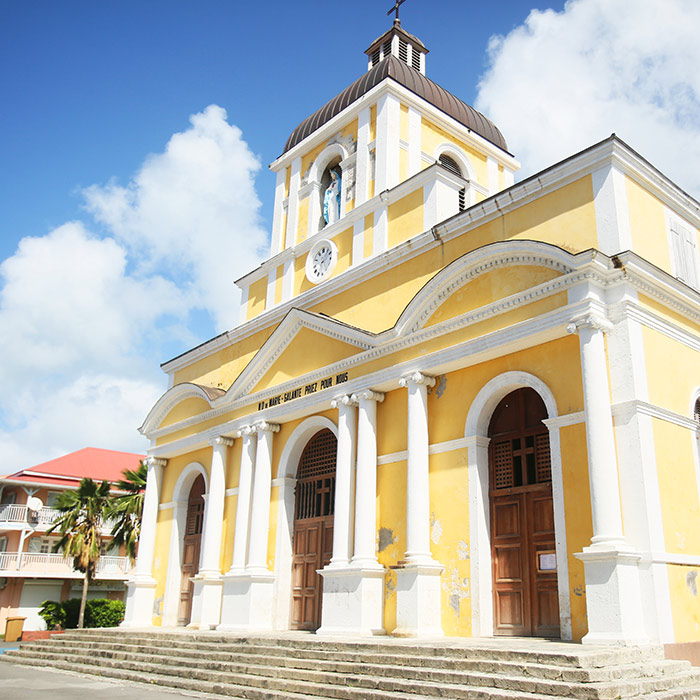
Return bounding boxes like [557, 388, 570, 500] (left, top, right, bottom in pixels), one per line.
[38, 600, 65, 630]
[85, 598, 125, 628]
[37, 598, 125, 629]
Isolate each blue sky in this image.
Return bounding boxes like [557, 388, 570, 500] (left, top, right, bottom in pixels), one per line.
[1, 0, 698, 470]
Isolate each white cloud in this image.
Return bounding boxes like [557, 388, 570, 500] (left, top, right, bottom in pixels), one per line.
[0, 106, 267, 472]
[476, 0, 700, 198]
[83, 104, 268, 331]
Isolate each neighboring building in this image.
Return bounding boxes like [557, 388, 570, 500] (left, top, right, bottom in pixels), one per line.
[0, 447, 142, 631]
[124, 20, 700, 651]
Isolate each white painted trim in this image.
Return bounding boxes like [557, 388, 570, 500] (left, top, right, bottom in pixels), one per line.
[265, 268, 276, 309]
[355, 107, 371, 207]
[239, 284, 249, 326]
[434, 142, 476, 182]
[592, 164, 633, 255]
[224, 488, 239, 497]
[612, 400, 698, 431]
[162, 462, 208, 626]
[542, 411, 585, 428]
[375, 92, 400, 192]
[282, 258, 294, 304]
[373, 204, 388, 256]
[486, 157, 498, 195]
[647, 552, 700, 566]
[408, 107, 421, 177]
[284, 157, 302, 249]
[270, 168, 287, 256]
[352, 218, 364, 267]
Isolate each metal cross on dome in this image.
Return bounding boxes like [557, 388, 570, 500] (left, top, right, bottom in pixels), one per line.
[387, 0, 407, 21]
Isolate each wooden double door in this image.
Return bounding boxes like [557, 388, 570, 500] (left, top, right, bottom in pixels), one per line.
[489, 388, 560, 638]
[290, 429, 337, 631]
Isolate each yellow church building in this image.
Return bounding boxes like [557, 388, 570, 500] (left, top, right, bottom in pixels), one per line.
[123, 20, 700, 649]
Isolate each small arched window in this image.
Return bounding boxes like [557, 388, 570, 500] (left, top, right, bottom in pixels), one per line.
[694, 398, 700, 423]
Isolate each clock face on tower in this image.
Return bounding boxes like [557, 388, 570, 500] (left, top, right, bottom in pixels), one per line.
[305, 239, 338, 283]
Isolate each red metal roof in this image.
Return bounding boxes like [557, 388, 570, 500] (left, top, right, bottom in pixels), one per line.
[5, 447, 144, 486]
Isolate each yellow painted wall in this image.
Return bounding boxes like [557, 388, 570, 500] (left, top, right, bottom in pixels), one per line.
[363, 214, 374, 259]
[668, 564, 700, 642]
[334, 226, 354, 277]
[297, 197, 309, 243]
[387, 189, 423, 249]
[246, 277, 267, 321]
[274, 265, 284, 306]
[626, 176, 672, 275]
[151, 507, 174, 626]
[160, 397, 211, 428]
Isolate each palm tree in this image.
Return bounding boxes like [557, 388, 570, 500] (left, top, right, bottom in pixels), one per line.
[48, 478, 112, 629]
[107, 460, 147, 564]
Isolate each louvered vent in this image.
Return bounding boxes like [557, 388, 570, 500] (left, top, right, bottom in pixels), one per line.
[399, 39, 408, 64]
[439, 153, 462, 177]
[371, 47, 381, 67]
[695, 398, 700, 422]
[411, 48, 421, 71]
[459, 188, 466, 211]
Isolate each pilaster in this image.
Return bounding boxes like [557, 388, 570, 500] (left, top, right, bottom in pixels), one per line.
[122, 456, 166, 628]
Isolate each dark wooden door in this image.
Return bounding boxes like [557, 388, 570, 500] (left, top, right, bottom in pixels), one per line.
[178, 474, 205, 625]
[489, 388, 560, 638]
[291, 429, 336, 631]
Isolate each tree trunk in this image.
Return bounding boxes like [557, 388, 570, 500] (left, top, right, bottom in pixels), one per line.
[78, 574, 89, 629]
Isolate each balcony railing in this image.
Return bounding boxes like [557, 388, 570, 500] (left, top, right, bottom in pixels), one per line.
[0, 551, 132, 578]
[0, 504, 117, 532]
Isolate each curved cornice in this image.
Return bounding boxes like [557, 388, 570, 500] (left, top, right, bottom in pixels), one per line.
[139, 383, 224, 435]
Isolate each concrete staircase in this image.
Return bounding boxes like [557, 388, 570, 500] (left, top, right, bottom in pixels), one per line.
[3, 629, 700, 699]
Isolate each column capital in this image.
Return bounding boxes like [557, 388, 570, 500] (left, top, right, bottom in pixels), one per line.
[566, 312, 613, 335]
[351, 389, 385, 404]
[399, 371, 436, 388]
[254, 420, 280, 434]
[235, 424, 257, 438]
[144, 456, 167, 469]
[331, 394, 358, 409]
[210, 436, 235, 448]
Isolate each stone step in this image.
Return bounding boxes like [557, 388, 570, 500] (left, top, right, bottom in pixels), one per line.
[46, 628, 668, 668]
[29, 637, 690, 685]
[7, 642, 700, 700]
[0, 653, 555, 700]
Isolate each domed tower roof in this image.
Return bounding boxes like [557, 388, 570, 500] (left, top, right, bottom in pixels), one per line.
[283, 24, 508, 155]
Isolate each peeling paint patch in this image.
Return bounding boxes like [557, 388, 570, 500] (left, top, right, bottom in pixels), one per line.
[378, 527, 397, 553]
[385, 572, 396, 600]
[430, 513, 442, 545]
[457, 540, 470, 560]
[428, 374, 447, 398]
[442, 567, 470, 619]
[153, 596, 163, 616]
[687, 571, 698, 596]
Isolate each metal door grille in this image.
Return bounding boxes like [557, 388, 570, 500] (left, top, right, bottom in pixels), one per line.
[295, 429, 337, 520]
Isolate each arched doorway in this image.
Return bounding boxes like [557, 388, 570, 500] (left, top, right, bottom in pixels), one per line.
[290, 428, 337, 630]
[489, 387, 560, 637]
[178, 474, 205, 625]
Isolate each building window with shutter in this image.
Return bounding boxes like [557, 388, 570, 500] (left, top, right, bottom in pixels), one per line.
[669, 218, 699, 288]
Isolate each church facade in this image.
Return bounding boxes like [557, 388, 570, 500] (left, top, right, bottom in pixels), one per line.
[123, 22, 700, 647]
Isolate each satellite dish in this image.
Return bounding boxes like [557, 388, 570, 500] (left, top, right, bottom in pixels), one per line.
[27, 497, 43, 512]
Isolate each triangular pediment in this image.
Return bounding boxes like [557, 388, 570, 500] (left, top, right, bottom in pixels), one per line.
[229, 309, 376, 399]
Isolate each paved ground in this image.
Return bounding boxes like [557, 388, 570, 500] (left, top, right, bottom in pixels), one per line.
[0, 652, 219, 700]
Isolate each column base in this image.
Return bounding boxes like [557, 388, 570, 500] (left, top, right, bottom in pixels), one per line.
[393, 561, 444, 638]
[316, 566, 386, 636]
[121, 576, 157, 628]
[575, 543, 649, 645]
[189, 573, 223, 630]
[217, 570, 275, 631]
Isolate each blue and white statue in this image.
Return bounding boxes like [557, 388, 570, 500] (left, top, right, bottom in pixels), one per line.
[323, 168, 342, 225]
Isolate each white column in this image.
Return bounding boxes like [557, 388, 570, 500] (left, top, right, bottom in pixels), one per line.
[318, 390, 385, 637]
[351, 390, 384, 568]
[229, 426, 256, 573]
[568, 312, 647, 645]
[122, 456, 166, 628]
[285, 157, 302, 248]
[566, 314, 624, 546]
[199, 437, 232, 575]
[394, 371, 444, 638]
[191, 436, 232, 629]
[270, 167, 287, 255]
[399, 371, 438, 565]
[375, 93, 400, 193]
[329, 395, 357, 567]
[246, 421, 280, 573]
[407, 107, 421, 177]
[306, 182, 323, 239]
